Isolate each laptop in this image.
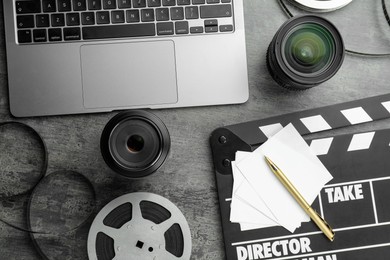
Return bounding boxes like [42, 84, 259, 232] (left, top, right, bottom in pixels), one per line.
[3, 0, 248, 117]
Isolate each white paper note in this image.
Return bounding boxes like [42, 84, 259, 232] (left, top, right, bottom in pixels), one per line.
[230, 152, 278, 230]
[236, 124, 333, 233]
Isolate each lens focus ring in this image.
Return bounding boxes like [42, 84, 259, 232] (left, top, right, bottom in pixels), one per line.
[267, 15, 345, 90]
[100, 110, 171, 178]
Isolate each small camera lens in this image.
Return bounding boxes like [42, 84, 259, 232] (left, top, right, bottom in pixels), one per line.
[101, 111, 170, 178]
[267, 15, 345, 90]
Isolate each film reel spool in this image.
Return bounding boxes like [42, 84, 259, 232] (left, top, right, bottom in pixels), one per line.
[87, 192, 192, 260]
[287, 0, 353, 13]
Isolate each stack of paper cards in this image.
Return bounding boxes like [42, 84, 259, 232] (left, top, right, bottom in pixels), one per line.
[230, 124, 333, 233]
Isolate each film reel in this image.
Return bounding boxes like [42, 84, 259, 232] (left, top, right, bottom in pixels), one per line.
[287, 0, 353, 12]
[87, 193, 192, 260]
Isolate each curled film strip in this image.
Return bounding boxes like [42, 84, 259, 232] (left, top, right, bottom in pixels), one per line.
[0, 122, 47, 198]
[28, 170, 97, 260]
[278, 0, 390, 57]
[384, 0, 390, 26]
[87, 192, 192, 260]
[0, 122, 48, 232]
[0, 122, 97, 259]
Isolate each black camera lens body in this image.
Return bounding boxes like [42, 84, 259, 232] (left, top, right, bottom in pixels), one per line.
[101, 110, 170, 178]
[267, 15, 345, 90]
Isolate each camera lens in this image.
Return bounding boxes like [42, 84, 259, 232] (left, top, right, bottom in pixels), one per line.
[267, 15, 345, 90]
[101, 110, 170, 178]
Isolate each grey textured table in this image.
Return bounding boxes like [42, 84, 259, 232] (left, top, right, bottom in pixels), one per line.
[1, 1, 390, 259]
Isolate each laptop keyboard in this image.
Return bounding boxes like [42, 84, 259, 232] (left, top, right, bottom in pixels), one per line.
[15, 0, 235, 44]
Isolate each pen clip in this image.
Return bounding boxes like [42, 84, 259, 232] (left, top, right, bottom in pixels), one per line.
[314, 210, 335, 240]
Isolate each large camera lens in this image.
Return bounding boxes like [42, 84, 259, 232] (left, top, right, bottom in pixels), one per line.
[267, 15, 345, 90]
[100, 110, 170, 178]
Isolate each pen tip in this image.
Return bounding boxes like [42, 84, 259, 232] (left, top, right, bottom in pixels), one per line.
[264, 156, 273, 165]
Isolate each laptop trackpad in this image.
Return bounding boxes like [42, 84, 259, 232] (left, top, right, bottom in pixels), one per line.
[80, 41, 178, 109]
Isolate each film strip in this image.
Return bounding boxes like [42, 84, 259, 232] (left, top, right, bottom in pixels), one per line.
[0, 122, 98, 259]
[210, 93, 390, 260]
[278, 0, 390, 57]
[383, 0, 390, 26]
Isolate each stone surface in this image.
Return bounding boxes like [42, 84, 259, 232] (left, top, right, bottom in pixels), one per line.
[0, 1, 390, 259]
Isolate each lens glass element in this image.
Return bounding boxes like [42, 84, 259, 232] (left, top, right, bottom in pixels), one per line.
[127, 135, 145, 153]
[282, 23, 335, 75]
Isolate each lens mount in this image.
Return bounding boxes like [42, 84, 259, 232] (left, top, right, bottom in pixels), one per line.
[100, 110, 171, 178]
[267, 15, 345, 90]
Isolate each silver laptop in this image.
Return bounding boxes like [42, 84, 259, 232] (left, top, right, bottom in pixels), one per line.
[3, 0, 248, 117]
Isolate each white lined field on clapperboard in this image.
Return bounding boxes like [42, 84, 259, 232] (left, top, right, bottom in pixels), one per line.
[210, 93, 390, 260]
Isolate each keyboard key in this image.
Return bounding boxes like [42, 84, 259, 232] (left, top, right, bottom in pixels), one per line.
[88, 0, 102, 10]
[17, 15, 35, 28]
[103, 0, 116, 9]
[204, 19, 217, 26]
[175, 21, 188, 34]
[190, 26, 203, 33]
[82, 23, 156, 39]
[205, 25, 217, 33]
[18, 30, 32, 43]
[185, 6, 198, 19]
[96, 11, 110, 24]
[118, 0, 132, 8]
[157, 22, 174, 35]
[48, 28, 63, 41]
[58, 0, 72, 11]
[192, 0, 204, 4]
[200, 4, 232, 18]
[177, 0, 190, 4]
[207, 0, 219, 3]
[16, 1, 41, 14]
[162, 0, 175, 6]
[148, 0, 161, 7]
[51, 13, 65, 26]
[64, 27, 81, 40]
[141, 9, 155, 22]
[36, 14, 50, 27]
[81, 12, 95, 25]
[66, 13, 80, 26]
[156, 8, 169, 21]
[126, 10, 140, 22]
[73, 0, 87, 10]
[112, 10, 126, 23]
[42, 0, 57, 12]
[171, 7, 184, 20]
[132, 0, 146, 8]
[33, 29, 47, 42]
[219, 24, 233, 32]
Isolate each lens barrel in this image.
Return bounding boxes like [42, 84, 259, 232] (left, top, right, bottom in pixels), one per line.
[267, 15, 345, 90]
[100, 110, 170, 178]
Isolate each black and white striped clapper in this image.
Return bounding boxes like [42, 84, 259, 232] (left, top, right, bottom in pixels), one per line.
[210, 93, 390, 260]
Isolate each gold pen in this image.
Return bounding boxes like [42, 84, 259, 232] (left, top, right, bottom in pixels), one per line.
[264, 156, 335, 242]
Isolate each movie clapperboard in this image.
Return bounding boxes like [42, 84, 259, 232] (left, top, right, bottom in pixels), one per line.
[210, 94, 390, 260]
